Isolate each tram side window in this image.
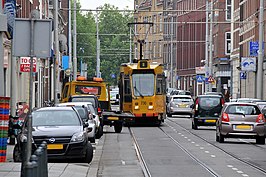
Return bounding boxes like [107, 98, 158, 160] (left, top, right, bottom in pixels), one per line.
[124, 78, 132, 102]
[156, 74, 166, 94]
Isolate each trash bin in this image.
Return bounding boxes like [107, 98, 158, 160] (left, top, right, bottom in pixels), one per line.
[0, 97, 10, 162]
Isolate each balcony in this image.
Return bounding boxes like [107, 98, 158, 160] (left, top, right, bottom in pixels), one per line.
[139, 0, 152, 9]
[156, 0, 164, 5]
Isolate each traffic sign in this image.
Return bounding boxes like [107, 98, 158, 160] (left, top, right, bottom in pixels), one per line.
[249, 41, 259, 56]
[240, 72, 247, 79]
[208, 76, 214, 83]
[196, 75, 204, 83]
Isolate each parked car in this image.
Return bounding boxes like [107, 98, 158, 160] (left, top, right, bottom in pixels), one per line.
[204, 92, 224, 98]
[216, 102, 265, 144]
[56, 102, 97, 143]
[167, 95, 194, 117]
[192, 95, 225, 130]
[166, 88, 175, 103]
[68, 94, 104, 138]
[13, 107, 93, 163]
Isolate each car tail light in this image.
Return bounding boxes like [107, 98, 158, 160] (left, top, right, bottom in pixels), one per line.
[222, 112, 230, 122]
[98, 107, 102, 115]
[256, 114, 265, 123]
[195, 99, 199, 111]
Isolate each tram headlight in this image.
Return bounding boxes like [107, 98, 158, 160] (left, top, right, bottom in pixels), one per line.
[134, 105, 139, 110]
[148, 105, 154, 110]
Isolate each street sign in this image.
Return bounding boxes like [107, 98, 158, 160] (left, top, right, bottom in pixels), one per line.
[241, 57, 256, 72]
[208, 76, 214, 83]
[249, 41, 259, 56]
[20, 57, 37, 72]
[196, 75, 204, 83]
[240, 72, 247, 79]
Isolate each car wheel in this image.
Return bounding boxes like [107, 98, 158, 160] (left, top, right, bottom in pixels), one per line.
[114, 122, 123, 133]
[168, 114, 172, 117]
[215, 128, 219, 142]
[219, 132, 224, 143]
[84, 143, 93, 164]
[256, 136, 265, 145]
[95, 125, 103, 139]
[13, 144, 22, 162]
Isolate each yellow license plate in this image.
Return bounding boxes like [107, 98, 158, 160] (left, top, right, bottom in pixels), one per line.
[179, 104, 187, 108]
[47, 144, 63, 150]
[205, 120, 216, 123]
[235, 125, 251, 130]
[108, 117, 119, 121]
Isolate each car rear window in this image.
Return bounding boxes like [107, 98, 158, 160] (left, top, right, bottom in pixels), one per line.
[226, 105, 261, 115]
[32, 110, 81, 126]
[199, 97, 220, 107]
[71, 97, 96, 107]
[173, 97, 193, 103]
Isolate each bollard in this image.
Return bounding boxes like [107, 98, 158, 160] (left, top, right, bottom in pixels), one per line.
[20, 140, 27, 177]
[24, 161, 35, 177]
[34, 148, 43, 177]
[40, 141, 48, 177]
[30, 155, 38, 177]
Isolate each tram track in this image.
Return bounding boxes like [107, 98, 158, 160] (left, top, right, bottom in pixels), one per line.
[129, 126, 220, 177]
[166, 118, 266, 175]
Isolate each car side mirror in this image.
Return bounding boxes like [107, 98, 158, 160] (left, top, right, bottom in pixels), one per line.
[57, 93, 61, 99]
[84, 122, 89, 128]
[116, 94, 119, 99]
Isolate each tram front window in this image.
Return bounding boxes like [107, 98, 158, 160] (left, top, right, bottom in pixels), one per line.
[132, 73, 154, 97]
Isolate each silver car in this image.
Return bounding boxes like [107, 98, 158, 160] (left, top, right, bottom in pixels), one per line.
[167, 95, 194, 117]
[57, 102, 97, 143]
[216, 102, 265, 144]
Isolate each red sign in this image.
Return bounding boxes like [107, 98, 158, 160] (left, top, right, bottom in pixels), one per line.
[20, 57, 37, 72]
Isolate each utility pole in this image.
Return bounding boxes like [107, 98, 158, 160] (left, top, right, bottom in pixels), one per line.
[257, 0, 264, 99]
[53, 0, 59, 103]
[170, 15, 174, 88]
[68, 0, 72, 80]
[209, 0, 213, 92]
[96, 7, 101, 78]
[205, 0, 209, 93]
[73, 0, 77, 80]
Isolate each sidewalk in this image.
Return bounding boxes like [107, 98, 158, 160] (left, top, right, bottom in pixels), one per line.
[0, 136, 104, 177]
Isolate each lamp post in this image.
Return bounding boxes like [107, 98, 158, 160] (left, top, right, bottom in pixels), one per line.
[96, 7, 101, 78]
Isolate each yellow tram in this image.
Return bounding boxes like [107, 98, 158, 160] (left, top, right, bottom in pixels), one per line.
[118, 59, 167, 125]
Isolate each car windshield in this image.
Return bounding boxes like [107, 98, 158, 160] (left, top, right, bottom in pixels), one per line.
[173, 97, 193, 103]
[226, 105, 260, 115]
[32, 110, 80, 126]
[75, 106, 87, 120]
[75, 85, 101, 95]
[88, 104, 96, 114]
[199, 97, 220, 107]
[132, 73, 154, 97]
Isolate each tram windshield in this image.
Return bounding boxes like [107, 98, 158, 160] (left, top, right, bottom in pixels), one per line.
[132, 73, 154, 97]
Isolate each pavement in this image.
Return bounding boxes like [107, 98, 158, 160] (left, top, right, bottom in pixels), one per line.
[0, 135, 104, 177]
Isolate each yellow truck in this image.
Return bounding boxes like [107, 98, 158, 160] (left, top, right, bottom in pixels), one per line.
[60, 77, 134, 133]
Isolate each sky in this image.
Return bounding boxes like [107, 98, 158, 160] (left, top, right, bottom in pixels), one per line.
[79, 0, 134, 10]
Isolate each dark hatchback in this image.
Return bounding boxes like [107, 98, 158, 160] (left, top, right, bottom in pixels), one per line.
[13, 107, 93, 163]
[192, 95, 225, 129]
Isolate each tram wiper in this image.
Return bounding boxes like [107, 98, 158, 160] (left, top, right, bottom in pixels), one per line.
[133, 86, 144, 98]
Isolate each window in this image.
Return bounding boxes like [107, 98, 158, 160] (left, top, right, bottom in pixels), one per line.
[153, 15, 157, 33]
[156, 74, 166, 94]
[159, 14, 163, 32]
[226, 0, 231, 21]
[63, 85, 69, 99]
[225, 32, 231, 55]
[132, 73, 155, 96]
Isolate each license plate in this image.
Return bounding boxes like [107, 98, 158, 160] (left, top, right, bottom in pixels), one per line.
[108, 117, 119, 121]
[179, 104, 187, 108]
[205, 119, 216, 123]
[235, 125, 251, 130]
[47, 144, 63, 150]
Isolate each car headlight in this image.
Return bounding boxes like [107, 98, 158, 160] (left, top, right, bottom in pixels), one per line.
[134, 105, 139, 110]
[71, 132, 85, 142]
[148, 105, 153, 110]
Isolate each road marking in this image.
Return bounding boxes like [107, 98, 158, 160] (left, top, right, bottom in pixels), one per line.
[227, 165, 233, 168]
[200, 147, 204, 149]
[232, 168, 238, 171]
[211, 155, 216, 158]
[237, 171, 243, 174]
[205, 151, 209, 153]
[242, 174, 249, 177]
[191, 141, 195, 144]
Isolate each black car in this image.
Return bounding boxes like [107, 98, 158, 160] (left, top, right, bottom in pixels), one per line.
[192, 95, 225, 129]
[13, 107, 93, 163]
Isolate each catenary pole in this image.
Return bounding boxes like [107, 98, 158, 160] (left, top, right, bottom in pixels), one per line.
[68, 0, 72, 80]
[53, 0, 59, 103]
[257, 0, 264, 99]
[0, 1, 5, 96]
[73, 0, 77, 80]
[209, 0, 213, 92]
[205, 0, 209, 92]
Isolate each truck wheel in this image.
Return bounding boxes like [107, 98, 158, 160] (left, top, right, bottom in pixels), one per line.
[114, 122, 123, 133]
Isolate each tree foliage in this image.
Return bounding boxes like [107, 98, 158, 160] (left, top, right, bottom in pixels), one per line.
[74, 2, 133, 85]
